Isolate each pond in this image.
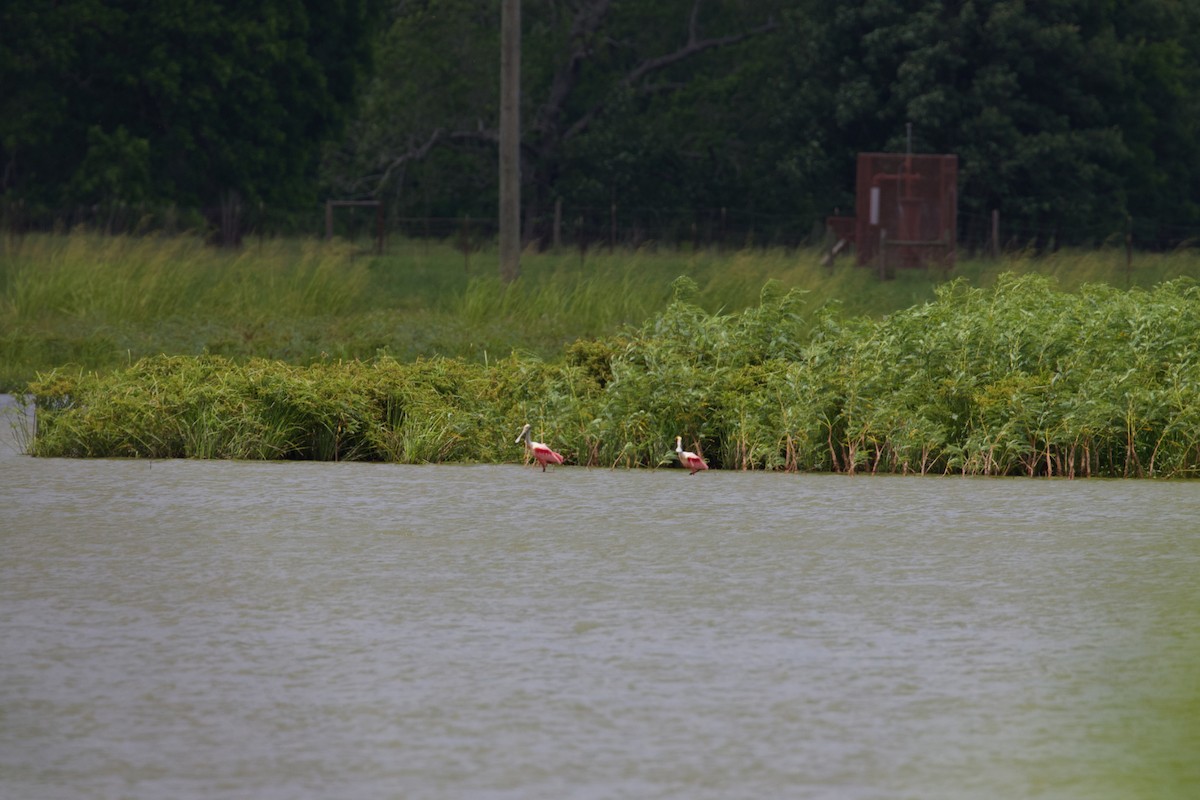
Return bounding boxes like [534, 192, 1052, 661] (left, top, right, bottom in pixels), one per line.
[2, 395, 1198, 799]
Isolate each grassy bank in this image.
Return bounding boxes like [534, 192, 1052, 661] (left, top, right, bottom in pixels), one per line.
[25, 274, 1200, 477]
[4, 231, 1197, 391]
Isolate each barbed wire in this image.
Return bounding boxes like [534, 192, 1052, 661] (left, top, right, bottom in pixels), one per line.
[5, 201, 1200, 252]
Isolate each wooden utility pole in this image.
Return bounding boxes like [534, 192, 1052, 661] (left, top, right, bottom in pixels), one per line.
[499, 0, 521, 282]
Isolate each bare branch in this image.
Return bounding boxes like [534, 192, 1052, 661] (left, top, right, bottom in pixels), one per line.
[563, 16, 778, 143]
[349, 1, 777, 204]
[639, 80, 689, 95]
[370, 128, 500, 195]
[373, 128, 443, 195]
[533, 0, 613, 139]
[623, 19, 777, 90]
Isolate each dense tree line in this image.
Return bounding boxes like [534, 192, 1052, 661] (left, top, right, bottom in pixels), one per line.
[1, 0, 382, 236]
[327, 0, 1200, 248]
[4, 1, 1200, 247]
[791, 0, 1200, 247]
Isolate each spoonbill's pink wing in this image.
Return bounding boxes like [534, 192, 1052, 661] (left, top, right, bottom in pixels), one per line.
[533, 443, 564, 464]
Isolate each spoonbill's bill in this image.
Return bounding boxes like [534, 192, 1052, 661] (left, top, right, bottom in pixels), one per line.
[516, 423, 565, 471]
[675, 436, 709, 474]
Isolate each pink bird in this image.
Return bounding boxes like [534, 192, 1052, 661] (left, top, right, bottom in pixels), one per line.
[516, 423, 565, 471]
[675, 436, 709, 474]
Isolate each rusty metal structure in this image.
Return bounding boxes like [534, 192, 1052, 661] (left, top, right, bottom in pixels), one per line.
[826, 152, 958, 273]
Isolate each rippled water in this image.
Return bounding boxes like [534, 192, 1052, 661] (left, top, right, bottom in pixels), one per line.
[2, 396, 1199, 799]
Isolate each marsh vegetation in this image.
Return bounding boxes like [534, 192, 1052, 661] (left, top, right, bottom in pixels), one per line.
[13, 233, 1199, 477]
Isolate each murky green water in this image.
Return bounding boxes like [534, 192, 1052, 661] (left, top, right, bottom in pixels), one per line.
[2, 396, 1198, 799]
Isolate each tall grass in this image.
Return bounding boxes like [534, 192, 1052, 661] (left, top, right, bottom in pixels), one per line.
[25, 273, 1200, 477]
[4, 230, 1199, 392]
[1, 232, 369, 322]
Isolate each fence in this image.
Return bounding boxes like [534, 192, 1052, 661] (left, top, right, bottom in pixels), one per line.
[0, 200, 828, 251]
[5, 199, 1200, 254]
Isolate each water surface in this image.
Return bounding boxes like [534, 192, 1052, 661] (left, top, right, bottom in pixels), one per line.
[2, 397, 1198, 799]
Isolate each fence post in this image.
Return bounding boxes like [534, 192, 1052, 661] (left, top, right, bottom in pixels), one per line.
[220, 191, 241, 247]
[325, 200, 333, 240]
[553, 197, 562, 251]
[878, 228, 889, 280]
[375, 203, 385, 254]
[991, 209, 999, 259]
[609, 198, 616, 253]
[577, 216, 585, 266]
[461, 215, 471, 273]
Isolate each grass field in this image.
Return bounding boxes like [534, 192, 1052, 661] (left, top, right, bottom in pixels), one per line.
[3, 230, 1197, 392]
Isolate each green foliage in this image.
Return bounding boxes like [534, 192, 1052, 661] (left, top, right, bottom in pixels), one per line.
[329, 0, 790, 230]
[26, 269, 1200, 477]
[6, 1, 1200, 247]
[313, 1, 1200, 248]
[27, 354, 498, 462]
[1, 0, 382, 209]
[781, 0, 1200, 244]
[5, 230, 1200, 392]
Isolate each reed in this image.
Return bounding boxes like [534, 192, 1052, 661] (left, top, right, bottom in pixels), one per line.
[24, 272, 1200, 477]
[1, 232, 369, 322]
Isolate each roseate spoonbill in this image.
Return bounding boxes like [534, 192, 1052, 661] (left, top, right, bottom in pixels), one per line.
[675, 436, 709, 474]
[516, 423, 565, 471]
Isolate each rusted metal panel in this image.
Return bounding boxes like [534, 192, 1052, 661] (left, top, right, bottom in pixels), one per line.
[854, 153, 957, 270]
